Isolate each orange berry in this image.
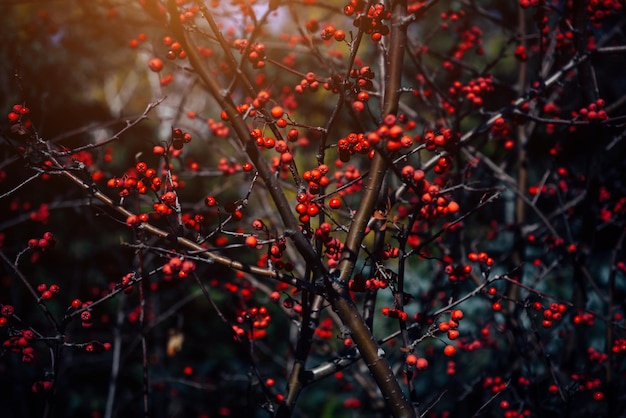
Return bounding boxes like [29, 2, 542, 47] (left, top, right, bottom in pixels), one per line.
[416, 357, 429, 370]
[405, 354, 418, 365]
[245, 236, 258, 248]
[270, 106, 284, 118]
[447, 329, 460, 340]
[148, 58, 163, 72]
[451, 309, 464, 320]
[443, 345, 456, 356]
[329, 197, 341, 209]
[447, 201, 460, 213]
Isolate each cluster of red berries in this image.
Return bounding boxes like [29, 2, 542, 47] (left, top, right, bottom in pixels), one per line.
[351, 3, 391, 42]
[420, 128, 459, 151]
[319, 25, 346, 42]
[491, 117, 515, 149]
[343, 397, 361, 408]
[514, 44, 528, 61]
[27, 231, 56, 252]
[303, 164, 330, 195]
[380, 246, 400, 260]
[36, 283, 60, 301]
[294, 192, 321, 222]
[108, 161, 162, 197]
[440, 12, 484, 58]
[531, 301, 567, 328]
[519, 0, 544, 8]
[381, 306, 408, 321]
[395, 174, 461, 228]
[337, 132, 372, 162]
[587, 347, 608, 363]
[332, 164, 363, 197]
[348, 65, 375, 108]
[0, 304, 15, 326]
[611, 338, 626, 354]
[405, 353, 429, 369]
[128, 32, 147, 48]
[447, 75, 493, 108]
[444, 264, 472, 282]
[234, 40, 267, 69]
[3, 329, 36, 363]
[7, 104, 31, 126]
[117, 272, 136, 294]
[572, 311, 595, 326]
[83, 340, 112, 353]
[570, 373, 603, 396]
[438, 310, 464, 348]
[269, 237, 288, 265]
[170, 127, 192, 150]
[31, 380, 53, 394]
[314, 222, 344, 268]
[380, 114, 414, 152]
[468, 251, 494, 266]
[251, 128, 278, 151]
[217, 157, 244, 175]
[163, 36, 187, 61]
[412, 178, 461, 219]
[162, 256, 196, 279]
[294, 72, 320, 94]
[28, 203, 50, 224]
[348, 274, 389, 292]
[270, 138, 294, 165]
[483, 375, 508, 393]
[314, 317, 334, 339]
[587, 0, 624, 25]
[233, 305, 271, 340]
[181, 213, 205, 232]
[207, 117, 230, 138]
[281, 296, 302, 314]
[599, 194, 626, 223]
[572, 99, 609, 122]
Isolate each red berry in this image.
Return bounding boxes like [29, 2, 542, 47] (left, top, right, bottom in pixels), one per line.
[245, 235, 258, 248]
[451, 309, 464, 320]
[148, 58, 164, 72]
[205, 196, 217, 207]
[1, 305, 14, 317]
[270, 106, 284, 118]
[443, 345, 456, 356]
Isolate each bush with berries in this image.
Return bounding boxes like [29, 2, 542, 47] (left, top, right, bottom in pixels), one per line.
[1, 1, 626, 417]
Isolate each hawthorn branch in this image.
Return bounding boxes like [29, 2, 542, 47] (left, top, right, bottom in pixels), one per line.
[53, 98, 165, 156]
[331, 0, 416, 417]
[421, 52, 591, 172]
[194, 1, 304, 190]
[56, 166, 301, 288]
[167, 1, 324, 279]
